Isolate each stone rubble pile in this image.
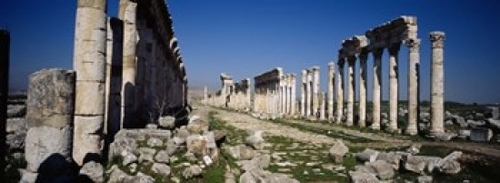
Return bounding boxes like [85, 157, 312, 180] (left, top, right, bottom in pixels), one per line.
[348, 144, 463, 183]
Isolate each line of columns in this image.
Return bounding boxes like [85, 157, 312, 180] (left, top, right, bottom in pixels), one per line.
[301, 67, 320, 118]
[278, 74, 296, 116]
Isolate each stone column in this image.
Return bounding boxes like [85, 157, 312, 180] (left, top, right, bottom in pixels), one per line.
[291, 74, 296, 116]
[73, 0, 107, 166]
[105, 17, 123, 140]
[358, 53, 368, 127]
[25, 69, 76, 181]
[300, 70, 306, 117]
[346, 56, 356, 126]
[0, 29, 10, 176]
[336, 60, 345, 123]
[328, 62, 335, 120]
[430, 31, 445, 135]
[388, 43, 401, 132]
[119, 0, 138, 129]
[372, 49, 383, 130]
[406, 39, 420, 135]
[312, 67, 320, 117]
[281, 76, 286, 114]
[306, 70, 313, 117]
[320, 92, 326, 120]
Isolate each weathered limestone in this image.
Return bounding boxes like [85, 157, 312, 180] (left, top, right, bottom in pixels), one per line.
[73, 0, 107, 165]
[336, 58, 345, 123]
[346, 56, 356, 126]
[371, 49, 383, 130]
[406, 39, 420, 135]
[254, 68, 283, 115]
[290, 74, 296, 116]
[0, 29, 10, 176]
[320, 92, 326, 120]
[205, 74, 251, 111]
[25, 69, 76, 180]
[327, 62, 335, 120]
[358, 52, 368, 127]
[300, 70, 306, 117]
[430, 31, 445, 135]
[306, 69, 313, 116]
[388, 43, 401, 132]
[119, 0, 137, 128]
[312, 66, 320, 117]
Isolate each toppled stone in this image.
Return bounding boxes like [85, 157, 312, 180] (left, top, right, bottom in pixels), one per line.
[227, 145, 255, 160]
[470, 127, 493, 142]
[348, 171, 379, 183]
[403, 155, 441, 174]
[329, 140, 349, 164]
[155, 150, 170, 163]
[182, 165, 203, 179]
[187, 115, 209, 134]
[158, 116, 176, 129]
[107, 165, 130, 183]
[138, 147, 156, 163]
[376, 152, 403, 170]
[147, 137, 163, 147]
[432, 132, 456, 141]
[165, 137, 181, 156]
[245, 130, 265, 150]
[79, 161, 104, 183]
[457, 129, 471, 139]
[437, 151, 462, 174]
[151, 163, 171, 177]
[213, 130, 227, 146]
[407, 143, 422, 155]
[367, 160, 395, 180]
[355, 149, 379, 163]
[239, 154, 271, 171]
[120, 150, 137, 166]
[186, 134, 208, 157]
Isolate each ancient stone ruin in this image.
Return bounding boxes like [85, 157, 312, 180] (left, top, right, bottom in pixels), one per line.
[203, 73, 251, 110]
[204, 16, 446, 136]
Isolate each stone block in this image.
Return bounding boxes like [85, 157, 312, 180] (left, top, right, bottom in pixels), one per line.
[75, 81, 105, 115]
[470, 127, 493, 142]
[25, 126, 73, 173]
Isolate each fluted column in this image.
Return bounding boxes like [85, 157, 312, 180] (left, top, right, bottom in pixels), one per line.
[372, 49, 383, 130]
[312, 67, 320, 118]
[291, 74, 296, 116]
[73, 0, 107, 165]
[406, 39, 420, 135]
[336, 60, 345, 123]
[120, 0, 138, 129]
[430, 31, 445, 135]
[301, 70, 306, 117]
[346, 56, 356, 126]
[358, 53, 368, 127]
[306, 70, 313, 117]
[328, 62, 335, 120]
[388, 43, 401, 132]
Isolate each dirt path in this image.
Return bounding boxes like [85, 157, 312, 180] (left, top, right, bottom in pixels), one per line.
[193, 103, 500, 159]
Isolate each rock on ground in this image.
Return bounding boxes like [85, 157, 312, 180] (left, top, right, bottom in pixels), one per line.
[245, 130, 265, 150]
[79, 161, 104, 183]
[329, 140, 349, 164]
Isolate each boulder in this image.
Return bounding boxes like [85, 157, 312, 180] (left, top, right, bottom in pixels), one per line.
[154, 150, 170, 163]
[457, 129, 471, 139]
[436, 151, 462, 174]
[79, 161, 104, 183]
[403, 155, 441, 174]
[146, 137, 163, 147]
[245, 130, 265, 150]
[186, 134, 208, 157]
[329, 140, 349, 163]
[367, 160, 395, 180]
[187, 115, 209, 134]
[227, 145, 255, 160]
[158, 116, 175, 129]
[376, 152, 402, 170]
[355, 149, 379, 163]
[182, 165, 203, 179]
[348, 171, 379, 183]
[138, 147, 156, 163]
[407, 143, 422, 155]
[151, 163, 171, 177]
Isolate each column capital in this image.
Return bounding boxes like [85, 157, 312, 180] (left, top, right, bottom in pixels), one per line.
[347, 55, 356, 65]
[430, 31, 445, 48]
[358, 51, 368, 61]
[405, 38, 421, 52]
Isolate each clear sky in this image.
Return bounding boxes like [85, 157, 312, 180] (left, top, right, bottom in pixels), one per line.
[1, 0, 500, 104]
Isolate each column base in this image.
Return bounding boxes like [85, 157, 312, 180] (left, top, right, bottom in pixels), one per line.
[405, 127, 418, 135]
[358, 120, 366, 127]
[370, 124, 380, 130]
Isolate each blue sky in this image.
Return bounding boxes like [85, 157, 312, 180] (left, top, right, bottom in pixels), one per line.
[1, 0, 500, 104]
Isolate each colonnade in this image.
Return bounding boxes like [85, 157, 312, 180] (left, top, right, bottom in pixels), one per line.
[300, 67, 320, 117]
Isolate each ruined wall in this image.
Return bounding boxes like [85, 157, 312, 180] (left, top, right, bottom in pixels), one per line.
[204, 73, 251, 111]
